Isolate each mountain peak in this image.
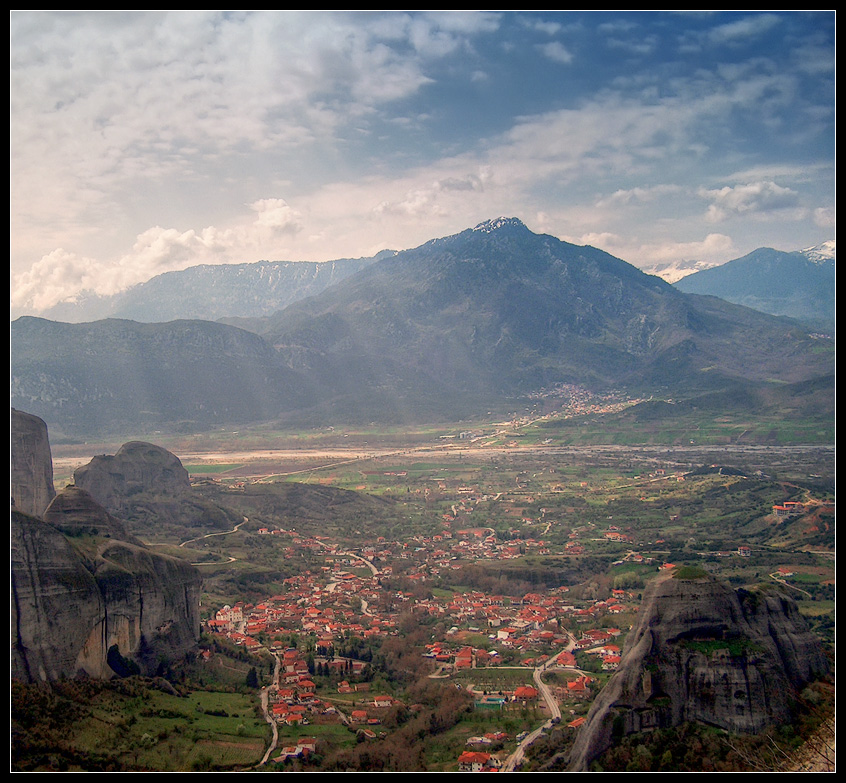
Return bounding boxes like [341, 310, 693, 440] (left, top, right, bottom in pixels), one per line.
[799, 240, 835, 264]
[471, 217, 527, 234]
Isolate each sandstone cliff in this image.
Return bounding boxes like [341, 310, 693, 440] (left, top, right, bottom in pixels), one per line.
[567, 569, 829, 771]
[10, 408, 55, 517]
[73, 440, 191, 513]
[73, 440, 239, 536]
[12, 487, 203, 683]
[10, 411, 203, 683]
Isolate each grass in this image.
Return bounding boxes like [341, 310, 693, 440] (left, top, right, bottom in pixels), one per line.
[12, 679, 270, 772]
[452, 669, 537, 691]
[673, 566, 710, 580]
[421, 702, 548, 771]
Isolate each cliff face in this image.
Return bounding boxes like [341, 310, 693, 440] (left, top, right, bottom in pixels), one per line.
[11, 507, 106, 681]
[12, 487, 203, 683]
[10, 408, 55, 517]
[10, 411, 203, 683]
[567, 570, 829, 771]
[73, 440, 191, 514]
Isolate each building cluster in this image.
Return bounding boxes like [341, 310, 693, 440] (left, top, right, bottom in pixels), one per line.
[206, 547, 639, 669]
[201, 526, 647, 768]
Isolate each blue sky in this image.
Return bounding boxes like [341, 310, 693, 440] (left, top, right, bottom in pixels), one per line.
[10, 11, 835, 316]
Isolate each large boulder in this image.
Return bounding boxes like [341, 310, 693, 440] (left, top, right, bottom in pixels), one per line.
[73, 441, 191, 514]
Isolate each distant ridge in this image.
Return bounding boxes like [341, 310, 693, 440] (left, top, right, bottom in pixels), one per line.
[31, 254, 389, 324]
[674, 242, 834, 331]
[11, 218, 834, 438]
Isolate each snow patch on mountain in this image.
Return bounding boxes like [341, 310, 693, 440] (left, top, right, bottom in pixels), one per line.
[472, 217, 526, 233]
[639, 258, 722, 284]
[799, 240, 835, 264]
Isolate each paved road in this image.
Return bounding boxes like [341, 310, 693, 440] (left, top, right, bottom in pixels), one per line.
[502, 637, 575, 772]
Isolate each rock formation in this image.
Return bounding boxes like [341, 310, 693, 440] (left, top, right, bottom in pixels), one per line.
[10, 410, 203, 683]
[40, 484, 140, 544]
[11, 505, 106, 682]
[10, 408, 55, 517]
[72, 440, 238, 535]
[73, 440, 191, 513]
[567, 569, 829, 771]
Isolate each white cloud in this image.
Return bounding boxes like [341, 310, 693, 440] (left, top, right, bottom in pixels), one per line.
[373, 170, 491, 217]
[249, 199, 304, 233]
[10, 249, 103, 312]
[708, 13, 782, 45]
[699, 181, 801, 222]
[537, 41, 574, 64]
[579, 232, 737, 269]
[813, 207, 835, 228]
[597, 184, 684, 207]
[525, 19, 562, 36]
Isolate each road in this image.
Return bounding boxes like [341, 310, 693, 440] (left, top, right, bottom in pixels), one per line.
[179, 517, 248, 547]
[256, 651, 281, 767]
[501, 637, 575, 772]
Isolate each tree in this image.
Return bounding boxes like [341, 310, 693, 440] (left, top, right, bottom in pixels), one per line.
[246, 667, 259, 688]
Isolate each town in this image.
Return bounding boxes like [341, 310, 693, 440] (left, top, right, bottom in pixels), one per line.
[195, 458, 826, 773]
[203, 522, 639, 770]
[29, 433, 835, 771]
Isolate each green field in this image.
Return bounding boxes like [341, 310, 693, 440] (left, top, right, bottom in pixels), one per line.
[12, 678, 270, 772]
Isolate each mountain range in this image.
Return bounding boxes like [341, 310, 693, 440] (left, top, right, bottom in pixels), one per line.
[20, 233, 834, 331]
[30, 254, 387, 324]
[674, 242, 835, 331]
[11, 218, 835, 439]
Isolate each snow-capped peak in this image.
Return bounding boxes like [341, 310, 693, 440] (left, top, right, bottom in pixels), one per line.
[472, 217, 526, 233]
[799, 240, 835, 264]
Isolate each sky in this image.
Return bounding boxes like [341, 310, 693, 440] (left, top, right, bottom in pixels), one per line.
[10, 11, 836, 317]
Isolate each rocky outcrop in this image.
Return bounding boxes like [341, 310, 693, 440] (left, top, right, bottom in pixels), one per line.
[41, 485, 140, 544]
[12, 488, 203, 683]
[73, 441, 191, 514]
[10, 408, 55, 517]
[10, 411, 202, 683]
[11, 507, 106, 682]
[567, 570, 829, 771]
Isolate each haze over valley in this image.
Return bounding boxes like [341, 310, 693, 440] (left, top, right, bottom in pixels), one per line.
[10, 11, 834, 774]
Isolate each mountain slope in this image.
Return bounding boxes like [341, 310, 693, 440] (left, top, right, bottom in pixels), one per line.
[674, 244, 835, 330]
[257, 218, 832, 420]
[10, 219, 834, 436]
[10, 316, 314, 438]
